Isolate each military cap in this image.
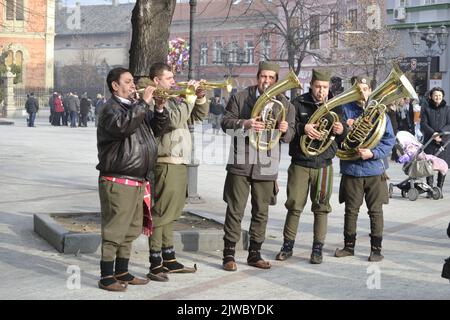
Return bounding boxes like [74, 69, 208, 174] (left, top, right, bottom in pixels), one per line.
[311, 69, 331, 82]
[351, 75, 371, 86]
[258, 61, 280, 73]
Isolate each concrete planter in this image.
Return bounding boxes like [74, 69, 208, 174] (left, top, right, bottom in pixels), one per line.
[33, 211, 248, 254]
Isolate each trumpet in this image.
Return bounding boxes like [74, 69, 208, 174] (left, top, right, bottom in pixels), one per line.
[135, 77, 196, 104]
[177, 77, 234, 93]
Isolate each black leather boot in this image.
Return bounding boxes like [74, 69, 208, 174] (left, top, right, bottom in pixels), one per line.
[275, 239, 294, 261]
[368, 235, 384, 262]
[310, 242, 324, 264]
[223, 239, 237, 271]
[335, 233, 356, 258]
[247, 240, 271, 269]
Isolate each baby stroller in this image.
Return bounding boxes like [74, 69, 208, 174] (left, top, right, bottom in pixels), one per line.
[389, 130, 450, 201]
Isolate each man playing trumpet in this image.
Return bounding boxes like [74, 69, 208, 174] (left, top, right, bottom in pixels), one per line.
[145, 62, 209, 281]
[96, 67, 169, 291]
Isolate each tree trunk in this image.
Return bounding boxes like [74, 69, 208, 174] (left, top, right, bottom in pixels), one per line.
[129, 0, 177, 77]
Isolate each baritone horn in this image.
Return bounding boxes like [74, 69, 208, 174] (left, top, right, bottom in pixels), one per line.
[299, 82, 365, 156]
[249, 70, 302, 151]
[336, 64, 419, 161]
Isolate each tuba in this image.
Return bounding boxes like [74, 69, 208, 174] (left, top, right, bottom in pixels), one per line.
[337, 64, 419, 161]
[300, 82, 365, 156]
[249, 70, 302, 151]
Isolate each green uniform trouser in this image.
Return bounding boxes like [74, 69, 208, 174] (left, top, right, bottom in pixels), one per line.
[283, 164, 333, 243]
[338, 174, 388, 238]
[99, 178, 145, 261]
[148, 163, 187, 252]
[223, 173, 275, 244]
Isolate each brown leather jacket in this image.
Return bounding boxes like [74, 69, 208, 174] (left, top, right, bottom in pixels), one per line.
[221, 85, 295, 180]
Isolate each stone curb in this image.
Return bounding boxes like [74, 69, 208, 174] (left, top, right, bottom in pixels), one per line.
[0, 119, 14, 125]
[33, 211, 248, 254]
[33, 213, 101, 254]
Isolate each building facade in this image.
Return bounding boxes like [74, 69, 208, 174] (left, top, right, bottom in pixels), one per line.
[54, 1, 404, 98]
[54, 1, 277, 97]
[386, 0, 450, 96]
[0, 0, 55, 89]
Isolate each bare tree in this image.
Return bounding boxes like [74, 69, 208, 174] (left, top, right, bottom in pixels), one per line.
[336, 0, 402, 87]
[247, 0, 342, 75]
[58, 36, 103, 89]
[129, 0, 177, 77]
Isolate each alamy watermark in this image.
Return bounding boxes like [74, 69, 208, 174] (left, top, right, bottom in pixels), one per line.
[366, 265, 381, 290]
[66, 265, 81, 290]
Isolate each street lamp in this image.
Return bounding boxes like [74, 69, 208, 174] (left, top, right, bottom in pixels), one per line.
[186, 0, 203, 203]
[99, 58, 109, 97]
[409, 25, 449, 91]
[214, 42, 248, 80]
[223, 43, 247, 77]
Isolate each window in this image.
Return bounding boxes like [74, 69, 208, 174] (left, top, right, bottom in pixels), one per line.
[244, 39, 254, 64]
[261, 36, 271, 60]
[310, 15, 320, 50]
[214, 40, 222, 64]
[330, 12, 338, 48]
[200, 42, 208, 66]
[229, 41, 239, 63]
[15, 50, 23, 66]
[423, 0, 435, 4]
[348, 9, 357, 30]
[5, 50, 13, 66]
[6, 0, 24, 21]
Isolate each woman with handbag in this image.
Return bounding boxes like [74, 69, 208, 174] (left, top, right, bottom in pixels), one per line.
[420, 87, 450, 197]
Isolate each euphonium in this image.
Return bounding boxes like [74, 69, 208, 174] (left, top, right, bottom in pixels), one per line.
[135, 77, 197, 104]
[299, 82, 365, 156]
[337, 64, 419, 161]
[249, 70, 302, 151]
[178, 77, 233, 93]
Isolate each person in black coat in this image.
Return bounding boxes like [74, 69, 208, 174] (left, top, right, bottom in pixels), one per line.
[25, 92, 39, 127]
[420, 87, 450, 196]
